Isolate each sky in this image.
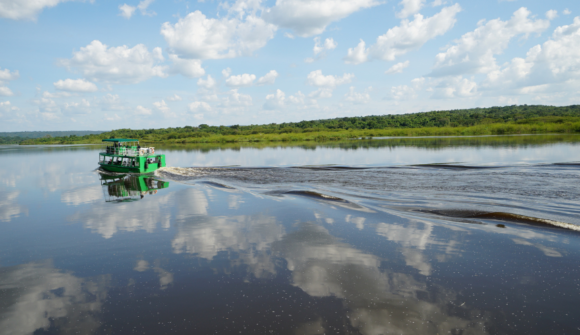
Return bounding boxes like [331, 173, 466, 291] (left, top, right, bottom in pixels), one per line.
[0, 0, 579, 131]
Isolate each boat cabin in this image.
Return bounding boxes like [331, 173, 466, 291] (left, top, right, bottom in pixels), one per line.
[99, 138, 166, 173]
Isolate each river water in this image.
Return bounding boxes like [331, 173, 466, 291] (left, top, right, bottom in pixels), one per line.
[1, 134, 580, 334]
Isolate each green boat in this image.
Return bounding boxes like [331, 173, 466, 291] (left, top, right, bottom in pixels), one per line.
[100, 173, 169, 202]
[99, 138, 166, 173]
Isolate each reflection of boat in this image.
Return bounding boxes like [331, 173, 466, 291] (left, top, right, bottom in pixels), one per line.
[99, 138, 166, 173]
[99, 173, 169, 202]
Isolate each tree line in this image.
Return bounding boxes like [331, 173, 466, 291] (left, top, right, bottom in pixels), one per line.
[19, 104, 580, 145]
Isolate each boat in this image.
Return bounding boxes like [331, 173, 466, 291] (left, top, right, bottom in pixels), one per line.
[99, 173, 169, 202]
[98, 138, 166, 173]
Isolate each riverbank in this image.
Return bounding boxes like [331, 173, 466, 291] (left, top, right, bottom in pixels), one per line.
[17, 105, 580, 145]
[21, 120, 580, 145]
[156, 121, 580, 144]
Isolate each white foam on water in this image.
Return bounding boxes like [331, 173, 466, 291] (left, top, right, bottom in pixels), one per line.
[155, 167, 204, 177]
[507, 213, 580, 232]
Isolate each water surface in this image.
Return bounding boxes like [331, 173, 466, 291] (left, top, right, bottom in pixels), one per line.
[1, 135, 580, 334]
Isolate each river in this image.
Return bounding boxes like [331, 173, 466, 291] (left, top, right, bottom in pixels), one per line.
[1, 134, 579, 334]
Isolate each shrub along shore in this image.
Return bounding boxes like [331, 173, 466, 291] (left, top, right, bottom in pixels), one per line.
[19, 105, 580, 145]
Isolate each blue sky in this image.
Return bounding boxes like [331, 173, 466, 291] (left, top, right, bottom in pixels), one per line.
[0, 0, 578, 131]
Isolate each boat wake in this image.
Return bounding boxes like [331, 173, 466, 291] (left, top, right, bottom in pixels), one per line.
[155, 164, 580, 232]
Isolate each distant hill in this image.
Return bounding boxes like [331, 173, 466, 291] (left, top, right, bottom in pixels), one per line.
[0, 131, 106, 144]
[0, 131, 105, 139]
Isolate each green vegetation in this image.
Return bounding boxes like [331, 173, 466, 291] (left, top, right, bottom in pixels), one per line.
[0, 136, 29, 144]
[1, 130, 105, 145]
[19, 105, 580, 145]
[154, 134, 580, 153]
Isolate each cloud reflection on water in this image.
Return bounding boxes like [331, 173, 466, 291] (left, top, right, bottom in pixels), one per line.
[172, 213, 285, 279]
[61, 185, 103, 206]
[68, 196, 172, 238]
[165, 185, 491, 334]
[0, 260, 109, 335]
[272, 221, 488, 335]
[0, 190, 26, 222]
[51, 160, 573, 334]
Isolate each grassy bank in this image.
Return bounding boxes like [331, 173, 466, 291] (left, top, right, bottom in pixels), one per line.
[19, 105, 580, 145]
[153, 120, 580, 144]
[21, 119, 580, 145]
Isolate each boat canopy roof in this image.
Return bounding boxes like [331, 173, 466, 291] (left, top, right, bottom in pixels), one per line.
[102, 138, 139, 143]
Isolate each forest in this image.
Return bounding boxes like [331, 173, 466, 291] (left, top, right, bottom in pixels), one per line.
[16, 105, 580, 145]
[0, 130, 104, 145]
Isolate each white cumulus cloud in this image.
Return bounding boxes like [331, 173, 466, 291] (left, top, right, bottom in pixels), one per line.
[431, 7, 550, 77]
[545, 10, 558, 20]
[385, 61, 410, 74]
[483, 17, 580, 93]
[118, 0, 155, 19]
[256, 70, 279, 85]
[264, 89, 286, 110]
[135, 105, 152, 115]
[0, 0, 72, 20]
[168, 54, 205, 78]
[307, 70, 354, 87]
[431, 76, 478, 99]
[313, 37, 337, 55]
[344, 86, 371, 104]
[197, 75, 217, 89]
[219, 89, 253, 108]
[189, 101, 212, 112]
[385, 78, 423, 101]
[345, 4, 461, 64]
[344, 40, 369, 65]
[222, 68, 232, 78]
[167, 94, 182, 101]
[385, 85, 418, 101]
[161, 10, 277, 60]
[0, 101, 19, 115]
[223, 70, 278, 87]
[98, 94, 125, 111]
[0, 67, 19, 97]
[263, 89, 308, 110]
[0, 86, 14, 97]
[137, 0, 155, 16]
[153, 100, 175, 117]
[118, 4, 136, 18]
[263, 0, 379, 37]
[308, 88, 333, 99]
[59, 40, 168, 84]
[0, 68, 19, 83]
[226, 73, 256, 87]
[397, 0, 425, 19]
[53, 78, 98, 92]
[307, 37, 338, 62]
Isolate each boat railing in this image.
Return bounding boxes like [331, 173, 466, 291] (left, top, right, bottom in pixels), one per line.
[103, 146, 155, 156]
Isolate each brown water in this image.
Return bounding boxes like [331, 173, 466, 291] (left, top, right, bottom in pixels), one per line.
[1, 135, 580, 334]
